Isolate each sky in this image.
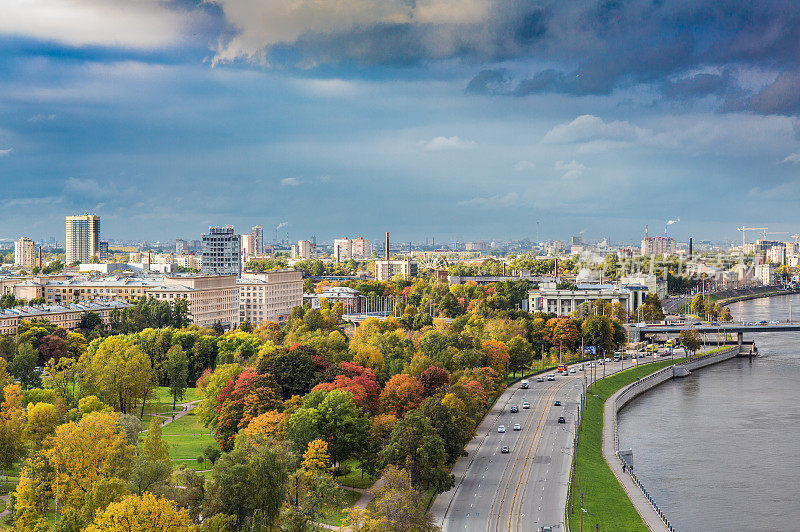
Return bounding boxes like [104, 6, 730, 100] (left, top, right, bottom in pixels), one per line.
[2, 0, 800, 246]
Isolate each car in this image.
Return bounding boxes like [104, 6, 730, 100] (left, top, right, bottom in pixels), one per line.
[597, 360, 603, 365]
[513, 423, 521, 431]
[510, 405, 518, 413]
[570, 368, 576, 373]
[561, 370, 568, 376]
[758, 320, 768, 325]
[589, 363, 595, 367]
[520, 379, 529, 389]
[501, 446, 510, 453]
[554, 400, 561, 406]
[547, 374, 555, 381]
[613, 357, 620, 362]
[539, 527, 553, 532]
[557, 417, 566, 424]
[605, 358, 611, 362]
[537, 376, 545, 382]
[579, 365, 584, 371]
[522, 401, 530, 409]
[498, 425, 505, 433]
[770, 320, 779, 325]
[631, 357, 637, 362]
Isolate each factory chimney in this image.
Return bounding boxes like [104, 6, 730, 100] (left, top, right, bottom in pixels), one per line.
[385, 232, 389, 261]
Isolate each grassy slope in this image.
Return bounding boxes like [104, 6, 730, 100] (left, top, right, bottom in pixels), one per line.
[567, 358, 689, 532]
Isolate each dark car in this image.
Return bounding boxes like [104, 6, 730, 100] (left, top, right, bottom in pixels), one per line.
[501, 446, 510, 454]
[557, 416, 566, 424]
[554, 400, 561, 406]
[510, 405, 518, 413]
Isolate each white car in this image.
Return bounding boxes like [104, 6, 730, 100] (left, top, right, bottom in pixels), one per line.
[547, 374, 555, 381]
[513, 423, 521, 431]
[537, 376, 544, 382]
[498, 425, 505, 433]
[570, 368, 576, 373]
[522, 401, 530, 409]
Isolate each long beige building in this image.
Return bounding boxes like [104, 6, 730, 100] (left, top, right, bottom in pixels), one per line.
[0, 301, 132, 336]
[238, 270, 303, 325]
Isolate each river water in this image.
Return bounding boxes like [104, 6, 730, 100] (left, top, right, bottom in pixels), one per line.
[617, 293, 800, 532]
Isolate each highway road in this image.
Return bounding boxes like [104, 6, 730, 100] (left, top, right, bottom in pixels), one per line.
[432, 350, 682, 532]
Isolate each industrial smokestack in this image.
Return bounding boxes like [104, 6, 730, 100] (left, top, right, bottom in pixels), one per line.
[688, 237, 693, 259]
[385, 232, 389, 261]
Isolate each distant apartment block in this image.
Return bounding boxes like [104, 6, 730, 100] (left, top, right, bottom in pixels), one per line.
[238, 270, 303, 325]
[252, 226, 264, 255]
[351, 237, 372, 259]
[292, 240, 317, 260]
[201, 226, 241, 276]
[14, 237, 36, 268]
[65, 214, 100, 264]
[98, 241, 109, 262]
[755, 264, 775, 286]
[334, 237, 352, 262]
[175, 239, 188, 254]
[0, 301, 133, 336]
[375, 258, 418, 281]
[640, 236, 676, 256]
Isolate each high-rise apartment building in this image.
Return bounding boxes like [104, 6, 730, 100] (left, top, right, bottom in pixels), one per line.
[334, 237, 352, 262]
[14, 237, 36, 268]
[252, 226, 264, 255]
[640, 236, 676, 256]
[65, 214, 100, 264]
[352, 237, 372, 259]
[291, 240, 317, 260]
[201, 226, 241, 276]
[175, 239, 188, 254]
[98, 241, 109, 262]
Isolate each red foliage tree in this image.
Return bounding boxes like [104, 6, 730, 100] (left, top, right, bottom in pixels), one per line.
[380, 374, 424, 417]
[419, 366, 450, 397]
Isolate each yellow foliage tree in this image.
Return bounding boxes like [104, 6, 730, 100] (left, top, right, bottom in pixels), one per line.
[301, 439, 330, 476]
[142, 418, 170, 463]
[85, 492, 195, 532]
[25, 402, 59, 450]
[244, 410, 288, 441]
[46, 411, 135, 511]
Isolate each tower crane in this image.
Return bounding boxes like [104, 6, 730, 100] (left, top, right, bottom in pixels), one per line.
[737, 226, 767, 249]
[762, 230, 789, 241]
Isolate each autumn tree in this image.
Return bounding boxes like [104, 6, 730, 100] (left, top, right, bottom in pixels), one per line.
[85, 492, 194, 532]
[77, 336, 153, 414]
[380, 374, 424, 417]
[418, 366, 450, 397]
[142, 418, 170, 463]
[25, 402, 59, 450]
[46, 411, 135, 510]
[506, 337, 533, 377]
[680, 329, 702, 356]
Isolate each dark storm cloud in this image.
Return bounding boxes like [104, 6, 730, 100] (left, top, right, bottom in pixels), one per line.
[232, 0, 800, 115]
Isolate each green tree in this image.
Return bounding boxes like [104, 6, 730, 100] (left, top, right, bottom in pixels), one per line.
[679, 329, 702, 356]
[382, 410, 454, 493]
[582, 315, 614, 355]
[165, 345, 188, 410]
[506, 337, 533, 377]
[208, 437, 293, 529]
[10, 342, 40, 389]
[141, 418, 170, 463]
[78, 312, 103, 334]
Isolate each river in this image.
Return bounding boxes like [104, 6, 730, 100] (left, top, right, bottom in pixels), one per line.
[617, 293, 800, 532]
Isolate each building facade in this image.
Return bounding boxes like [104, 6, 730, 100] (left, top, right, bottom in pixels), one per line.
[640, 237, 676, 256]
[66, 214, 100, 264]
[0, 301, 132, 336]
[527, 282, 648, 316]
[14, 237, 36, 268]
[201, 226, 241, 276]
[374, 258, 418, 281]
[755, 264, 775, 286]
[252, 226, 264, 255]
[351, 237, 372, 260]
[333, 238, 352, 262]
[291, 240, 317, 260]
[238, 270, 303, 325]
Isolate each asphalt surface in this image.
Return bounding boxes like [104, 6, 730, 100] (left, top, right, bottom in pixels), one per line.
[433, 350, 682, 532]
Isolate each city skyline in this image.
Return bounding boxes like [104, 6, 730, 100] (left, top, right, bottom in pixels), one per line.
[2, 3, 800, 242]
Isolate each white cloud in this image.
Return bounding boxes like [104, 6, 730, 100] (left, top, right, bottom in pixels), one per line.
[281, 177, 301, 186]
[458, 192, 519, 208]
[543, 115, 651, 148]
[28, 114, 56, 123]
[423, 136, 477, 151]
[0, 148, 13, 157]
[555, 160, 586, 180]
[318, 175, 331, 182]
[782, 152, 800, 164]
[0, 0, 191, 49]
[514, 160, 536, 172]
[210, 0, 489, 63]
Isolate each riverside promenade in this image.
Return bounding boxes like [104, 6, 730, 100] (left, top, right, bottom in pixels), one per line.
[602, 346, 743, 532]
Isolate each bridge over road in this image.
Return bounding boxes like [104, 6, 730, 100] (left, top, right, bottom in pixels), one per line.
[632, 322, 800, 343]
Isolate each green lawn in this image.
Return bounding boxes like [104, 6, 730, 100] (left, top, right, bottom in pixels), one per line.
[141, 410, 218, 471]
[142, 387, 200, 416]
[335, 460, 377, 490]
[317, 488, 362, 527]
[567, 358, 689, 532]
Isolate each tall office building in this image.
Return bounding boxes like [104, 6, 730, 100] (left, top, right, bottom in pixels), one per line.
[201, 226, 241, 276]
[14, 237, 37, 268]
[65, 214, 100, 264]
[252, 226, 264, 255]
